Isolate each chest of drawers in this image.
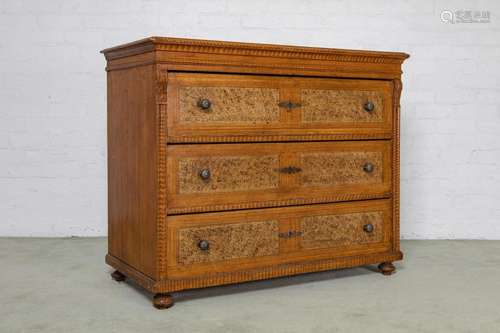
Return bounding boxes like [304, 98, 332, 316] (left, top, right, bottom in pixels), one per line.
[102, 37, 409, 309]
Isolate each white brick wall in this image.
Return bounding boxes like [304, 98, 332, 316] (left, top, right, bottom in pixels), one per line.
[1, 0, 499, 238]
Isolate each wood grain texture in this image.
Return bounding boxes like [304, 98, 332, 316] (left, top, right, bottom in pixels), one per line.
[102, 37, 408, 306]
[107, 64, 157, 279]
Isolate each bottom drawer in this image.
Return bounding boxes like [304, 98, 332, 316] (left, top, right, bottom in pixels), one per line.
[166, 199, 393, 277]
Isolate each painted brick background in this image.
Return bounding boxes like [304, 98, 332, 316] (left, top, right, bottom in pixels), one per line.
[1, 0, 499, 238]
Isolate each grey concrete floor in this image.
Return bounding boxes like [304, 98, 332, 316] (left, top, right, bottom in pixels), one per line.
[1, 239, 500, 333]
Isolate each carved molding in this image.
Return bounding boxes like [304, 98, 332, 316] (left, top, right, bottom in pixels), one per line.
[106, 251, 403, 294]
[392, 78, 402, 253]
[167, 192, 391, 215]
[158, 251, 403, 293]
[157, 103, 168, 278]
[106, 59, 403, 77]
[102, 37, 409, 65]
[167, 133, 392, 143]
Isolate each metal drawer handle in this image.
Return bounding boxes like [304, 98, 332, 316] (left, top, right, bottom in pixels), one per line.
[278, 101, 302, 110]
[199, 169, 211, 181]
[198, 240, 210, 251]
[279, 230, 303, 238]
[363, 101, 375, 112]
[197, 98, 211, 110]
[363, 162, 374, 173]
[278, 166, 302, 174]
[363, 223, 374, 233]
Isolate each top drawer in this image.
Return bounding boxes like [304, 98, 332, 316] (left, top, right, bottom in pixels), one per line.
[166, 73, 394, 143]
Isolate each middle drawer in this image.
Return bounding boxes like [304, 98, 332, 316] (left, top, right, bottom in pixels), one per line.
[167, 141, 392, 214]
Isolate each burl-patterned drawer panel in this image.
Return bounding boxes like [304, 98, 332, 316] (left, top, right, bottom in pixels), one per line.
[176, 220, 280, 265]
[300, 152, 383, 187]
[166, 141, 391, 214]
[178, 86, 280, 123]
[301, 89, 384, 123]
[177, 155, 280, 194]
[300, 211, 384, 250]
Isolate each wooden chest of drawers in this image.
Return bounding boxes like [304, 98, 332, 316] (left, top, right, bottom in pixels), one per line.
[102, 37, 409, 309]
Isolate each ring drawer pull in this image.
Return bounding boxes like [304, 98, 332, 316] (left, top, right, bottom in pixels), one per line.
[363, 101, 375, 112]
[278, 166, 302, 174]
[199, 169, 211, 181]
[363, 162, 374, 173]
[363, 223, 374, 233]
[278, 101, 302, 110]
[197, 98, 212, 111]
[198, 240, 210, 251]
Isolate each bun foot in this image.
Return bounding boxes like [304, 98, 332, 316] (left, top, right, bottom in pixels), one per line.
[153, 293, 174, 309]
[378, 262, 396, 275]
[111, 270, 126, 282]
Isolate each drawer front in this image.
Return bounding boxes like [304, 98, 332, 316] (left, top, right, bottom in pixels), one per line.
[167, 141, 391, 214]
[167, 73, 393, 142]
[166, 199, 392, 277]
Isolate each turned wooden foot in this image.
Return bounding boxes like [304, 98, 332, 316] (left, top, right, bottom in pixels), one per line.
[111, 270, 126, 282]
[153, 293, 174, 309]
[378, 262, 396, 276]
